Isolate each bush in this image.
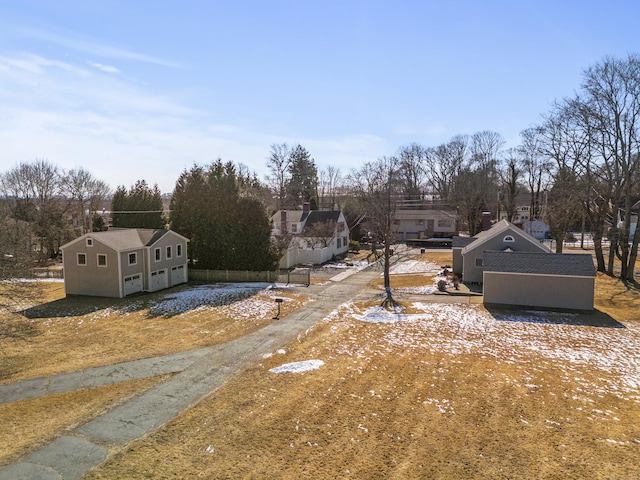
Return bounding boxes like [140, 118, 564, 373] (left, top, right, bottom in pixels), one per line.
[349, 240, 360, 253]
[437, 279, 448, 292]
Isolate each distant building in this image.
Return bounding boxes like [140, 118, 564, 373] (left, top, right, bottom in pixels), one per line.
[392, 208, 458, 241]
[271, 203, 350, 269]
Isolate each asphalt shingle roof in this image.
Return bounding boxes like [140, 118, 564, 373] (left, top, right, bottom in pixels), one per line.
[301, 211, 342, 234]
[62, 229, 172, 252]
[452, 236, 475, 248]
[482, 251, 596, 277]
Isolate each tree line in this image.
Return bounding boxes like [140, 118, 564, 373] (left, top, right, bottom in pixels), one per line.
[1, 54, 639, 285]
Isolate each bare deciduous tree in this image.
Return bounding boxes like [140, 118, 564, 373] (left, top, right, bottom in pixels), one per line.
[266, 143, 292, 211]
[318, 165, 342, 210]
[301, 220, 337, 249]
[63, 168, 110, 235]
[350, 156, 401, 308]
[431, 135, 468, 202]
[580, 55, 640, 280]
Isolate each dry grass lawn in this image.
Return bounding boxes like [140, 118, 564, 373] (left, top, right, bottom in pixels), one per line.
[0, 375, 170, 469]
[84, 263, 640, 479]
[4, 250, 640, 479]
[1, 283, 310, 383]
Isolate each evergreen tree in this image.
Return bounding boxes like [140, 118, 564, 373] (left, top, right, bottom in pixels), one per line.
[286, 145, 318, 209]
[110, 180, 164, 228]
[170, 160, 278, 271]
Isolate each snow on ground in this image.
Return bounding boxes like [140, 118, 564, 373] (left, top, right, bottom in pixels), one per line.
[321, 302, 640, 403]
[389, 259, 441, 275]
[269, 359, 324, 373]
[328, 260, 370, 282]
[149, 283, 271, 316]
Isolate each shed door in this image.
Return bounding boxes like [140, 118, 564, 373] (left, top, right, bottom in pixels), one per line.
[171, 265, 186, 286]
[123, 274, 142, 296]
[150, 269, 169, 291]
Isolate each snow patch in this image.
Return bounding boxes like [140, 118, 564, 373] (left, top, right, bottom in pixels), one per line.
[270, 360, 324, 373]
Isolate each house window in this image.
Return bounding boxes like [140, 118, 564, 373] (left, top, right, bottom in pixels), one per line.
[86, 238, 93, 247]
[344, 236, 348, 246]
[475, 257, 483, 267]
[128, 253, 137, 265]
[337, 238, 342, 248]
[177, 244, 182, 257]
[438, 219, 453, 228]
[155, 248, 161, 261]
[166, 246, 172, 259]
[77, 253, 87, 266]
[337, 222, 345, 232]
[503, 235, 515, 243]
[97, 254, 107, 267]
[415, 219, 424, 226]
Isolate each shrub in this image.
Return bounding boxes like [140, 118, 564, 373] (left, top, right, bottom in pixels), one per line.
[349, 240, 360, 253]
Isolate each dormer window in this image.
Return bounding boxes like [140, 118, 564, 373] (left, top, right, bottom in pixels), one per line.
[503, 235, 515, 243]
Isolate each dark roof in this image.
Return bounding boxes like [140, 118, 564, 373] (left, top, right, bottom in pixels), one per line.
[482, 251, 596, 277]
[452, 236, 475, 248]
[301, 211, 342, 234]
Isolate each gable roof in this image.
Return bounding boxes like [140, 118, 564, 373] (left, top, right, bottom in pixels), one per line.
[301, 211, 343, 235]
[461, 220, 550, 255]
[452, 236, 475, 248]
[482, 251, 596, 277]
[61, 229, 188, 252]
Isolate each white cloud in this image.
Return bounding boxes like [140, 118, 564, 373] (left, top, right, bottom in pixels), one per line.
[0, 51, 391, 193]
[16, 26, 182, 68]
[89, 62, 120, 74]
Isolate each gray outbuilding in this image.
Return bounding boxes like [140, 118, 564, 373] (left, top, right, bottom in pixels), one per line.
[61, 229, 189, 298]
[482, 251, 596, 310]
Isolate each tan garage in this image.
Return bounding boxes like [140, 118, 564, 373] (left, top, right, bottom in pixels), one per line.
[482, 251, 596, 311]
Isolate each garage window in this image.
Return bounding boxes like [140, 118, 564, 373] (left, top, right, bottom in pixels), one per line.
[503, 235, 515, 243]
[77, 253, 87, 266]
[177, 244, 182, 257]
[128, 253, 137, 265]
[97, 254, 107, 267]
[166, 246, 172, 259]
[155, 248, 161, 262]
[475, 257, 483, 267]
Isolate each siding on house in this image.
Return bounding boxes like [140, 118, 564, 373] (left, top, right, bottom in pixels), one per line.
[393, 209, 458, 240]
[61, 229, 189, 298]
[460, 220, 550, 283]
[62, 238, 122, 297]
[452, 236, 475, 276]
[482, 251, 596, 310]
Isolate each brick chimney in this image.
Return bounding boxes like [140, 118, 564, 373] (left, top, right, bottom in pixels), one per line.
[481, 211, 492, 231]
[302, 202, 310, 213]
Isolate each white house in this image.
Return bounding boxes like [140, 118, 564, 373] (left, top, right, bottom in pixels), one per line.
[272, 204, 350, 269]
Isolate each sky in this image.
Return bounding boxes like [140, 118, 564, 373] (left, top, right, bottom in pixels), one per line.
[0, 1, 638, 193]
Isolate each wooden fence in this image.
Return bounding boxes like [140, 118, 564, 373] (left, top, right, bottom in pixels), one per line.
[188, 268, 310, 286]
[189, 269, 278, 283]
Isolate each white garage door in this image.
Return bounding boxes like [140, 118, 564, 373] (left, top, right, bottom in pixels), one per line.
[171, 265, 187, 286]
[150, 269, 169, 292]
[123, 274, 142, 296]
